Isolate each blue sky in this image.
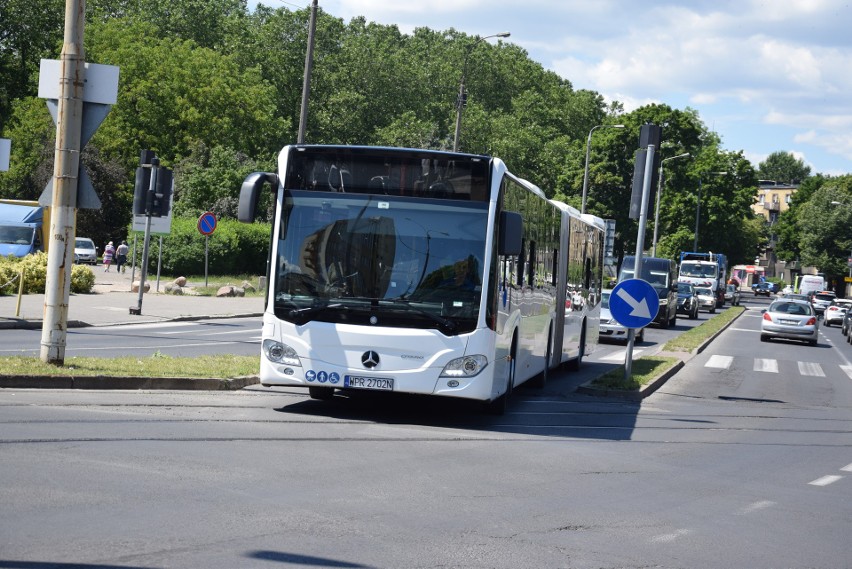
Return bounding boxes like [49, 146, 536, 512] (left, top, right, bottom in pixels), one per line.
[260, 0, 852, 177]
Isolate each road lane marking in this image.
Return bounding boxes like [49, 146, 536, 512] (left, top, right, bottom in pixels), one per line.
[705, 355, 733, 369]
[798, 362, 825, 377]
[808, 475, 843, 487]
[841, 366, 852, 380]
[841, 463, 852, 473]
[650, 529, 692, 543]
[754, 358, 779, 373]
[737, 500, 776, 515]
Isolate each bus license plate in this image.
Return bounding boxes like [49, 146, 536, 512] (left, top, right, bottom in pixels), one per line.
[344, 376, 394, 391]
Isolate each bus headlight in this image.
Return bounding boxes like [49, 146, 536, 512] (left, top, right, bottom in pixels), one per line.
[440, 355, 487, 378]
[263, 339, 301, 366]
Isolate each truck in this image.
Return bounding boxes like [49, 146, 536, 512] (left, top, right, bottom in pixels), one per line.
[678, 251, 728, 308]
[0, 200, 49, 258]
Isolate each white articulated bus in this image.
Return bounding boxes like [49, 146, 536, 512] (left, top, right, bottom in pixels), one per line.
[238, 145, 604, 413]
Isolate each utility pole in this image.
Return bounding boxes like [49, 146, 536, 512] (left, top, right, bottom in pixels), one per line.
[40, 0, 85, 364]
[297, 0, 318, 144]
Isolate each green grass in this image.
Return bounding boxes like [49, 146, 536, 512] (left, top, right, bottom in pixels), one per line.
[0, 353, 259, 378]
[588, 305, 745, 391]
[591, 356, 679, 390]
[162, 274, 267, 297]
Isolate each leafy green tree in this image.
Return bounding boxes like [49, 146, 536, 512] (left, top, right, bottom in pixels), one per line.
[772, 174, 826, 263]
[796, 176, 852, 291]
[757, 151, 811, 184]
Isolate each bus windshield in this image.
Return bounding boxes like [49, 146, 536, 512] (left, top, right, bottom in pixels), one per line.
[274, 190, 488, 334]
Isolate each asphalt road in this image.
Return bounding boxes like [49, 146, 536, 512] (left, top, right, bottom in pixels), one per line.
[1, 295, 850, 568]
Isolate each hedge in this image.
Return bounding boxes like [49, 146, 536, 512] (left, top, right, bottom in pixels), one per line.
[128, 217, 271, 276]
[0, 252, 96, 295]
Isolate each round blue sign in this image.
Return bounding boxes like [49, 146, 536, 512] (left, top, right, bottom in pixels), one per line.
[609, 278, 660, 329]
[197, 211, 217, 235]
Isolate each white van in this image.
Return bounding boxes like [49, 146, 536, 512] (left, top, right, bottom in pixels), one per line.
[798, 274, 826, 297]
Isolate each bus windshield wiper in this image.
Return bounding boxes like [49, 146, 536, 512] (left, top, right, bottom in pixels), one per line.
[384, 298, 457, 332]
[288, 302, 342, 318]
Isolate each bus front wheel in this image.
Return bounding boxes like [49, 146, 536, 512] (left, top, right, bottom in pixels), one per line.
[308, 386, 335, 400]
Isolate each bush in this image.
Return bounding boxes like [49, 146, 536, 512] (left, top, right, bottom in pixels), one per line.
[129, 217, 271, 276]
[0, 252, 96, 295]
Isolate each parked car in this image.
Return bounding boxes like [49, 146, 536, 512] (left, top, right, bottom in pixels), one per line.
[752, 282, 773, 296]
[600, 288, 645, 343]
[676, 282, 699, 319]
[842, 306, 852, 337]
[760, 299, 818, 346]
[694, 286, 716, 313]
[811, 291, 837, 316]
[73, 237, 98, 265]
[724, 283, 741, 306]
[824, 299, 852, 327]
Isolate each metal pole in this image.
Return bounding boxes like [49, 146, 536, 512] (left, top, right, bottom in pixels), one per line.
[625, 144, 656, 381]
[652, 152, 689, 257]
[204, 235, 209, 287]
[297, 0, 317, 144]
[156, 235, 163, 292]
[453, 32, 510, 152]
[580, 124, 625, 214]
[40, 0, 85, 364]
[132, 161, 158, 314]
[130, 233, 137, 289]
[694, 177, 702, 252]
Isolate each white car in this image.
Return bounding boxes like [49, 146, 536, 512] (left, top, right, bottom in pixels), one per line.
[761, 299, 818, 346]
[599, 289, 644, 343]
[824, 299, 852, 327]
[694, 286, 716, 313]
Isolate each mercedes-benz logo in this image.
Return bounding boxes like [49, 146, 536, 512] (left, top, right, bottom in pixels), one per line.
[361, 350, 380, 369]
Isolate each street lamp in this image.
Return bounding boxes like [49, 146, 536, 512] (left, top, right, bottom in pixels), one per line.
[452, 31, 510, 152]
[651, 152, 690, 256]
[580, 124, 625, 214]
[694, 171, 727, 251]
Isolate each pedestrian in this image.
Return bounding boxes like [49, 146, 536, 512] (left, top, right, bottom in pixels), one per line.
[115, 240, 129, 273]
[103, 241, 115, 271]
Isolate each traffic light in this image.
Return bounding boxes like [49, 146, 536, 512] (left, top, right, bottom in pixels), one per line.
[133, 166, 151, 216]
[150, 167, 173, 217]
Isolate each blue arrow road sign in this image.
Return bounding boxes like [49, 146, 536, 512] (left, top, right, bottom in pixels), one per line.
[609, 278, 660, 329]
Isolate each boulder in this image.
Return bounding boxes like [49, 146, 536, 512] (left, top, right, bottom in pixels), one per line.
[173, 276, 187, 287]
[131, 281, 151, 293]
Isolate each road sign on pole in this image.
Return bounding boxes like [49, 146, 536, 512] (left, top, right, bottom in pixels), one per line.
[198, 211, 217, 235]
[610, 279, 659, 330]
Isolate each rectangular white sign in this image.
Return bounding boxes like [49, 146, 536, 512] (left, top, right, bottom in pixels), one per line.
[38, 59, 119, 104]
[0, 138, 9, 171]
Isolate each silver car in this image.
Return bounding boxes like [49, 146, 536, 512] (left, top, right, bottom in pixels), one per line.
[760, 299, 818, 346]
[600, 289, 644, 343]
[74, 237, 98, 265]
[824, 299, 852, 327]
[694, 286, 716, 313]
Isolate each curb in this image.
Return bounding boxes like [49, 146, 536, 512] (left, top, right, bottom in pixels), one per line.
[0, 312, 264, 329]
[0, 374, 260, 391]
[577, 306, 747, 400]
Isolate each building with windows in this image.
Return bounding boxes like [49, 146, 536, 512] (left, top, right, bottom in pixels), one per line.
[751, 181, 798, 282]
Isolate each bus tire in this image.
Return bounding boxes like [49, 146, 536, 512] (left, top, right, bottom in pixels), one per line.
[530, 327, 552, 389]
[486, 339, 516, 415]
[566, 326, 585, 371]
[308, 386, 335, 400]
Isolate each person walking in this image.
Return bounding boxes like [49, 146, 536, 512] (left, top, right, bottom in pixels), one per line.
[115, 240, 129, 273]
[103, 241, 115, 272]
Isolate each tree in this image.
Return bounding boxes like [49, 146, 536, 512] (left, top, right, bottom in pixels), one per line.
[757, 151, 811, 184]
[772, 174, 826, 263]
[795, 176, 852, 291]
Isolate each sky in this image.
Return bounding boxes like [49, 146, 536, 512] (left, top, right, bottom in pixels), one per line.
[261, 0, 852, 177]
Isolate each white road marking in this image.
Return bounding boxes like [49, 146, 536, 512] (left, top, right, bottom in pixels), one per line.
[737, 500, 776, 515]
[650, 529, 692, 543]
[705, 355, 733, 369]
[808, 475, 843, 487]
[841, 463, 852, 473]
[841, 366, 852, 380]
[600, 349, 645, 362]
[754, 358, 779, 373]
[798, 362, 825, 377]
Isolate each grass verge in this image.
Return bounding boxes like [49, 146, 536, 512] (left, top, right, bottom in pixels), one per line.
[0, 353, 258, 378]
[175, 274, 266, 297]
[588, 305, 745, 391]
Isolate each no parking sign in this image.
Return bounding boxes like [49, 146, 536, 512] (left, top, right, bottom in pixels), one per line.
[197, 211, 217, 235]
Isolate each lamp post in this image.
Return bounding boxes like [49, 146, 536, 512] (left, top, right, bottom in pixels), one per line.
[453, 31, 510, 152]
[694, 171, 727, 251]
[580, 124, 625, 214]
[651, 152, 690, 256]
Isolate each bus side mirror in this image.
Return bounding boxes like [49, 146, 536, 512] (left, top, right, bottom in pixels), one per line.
[238, 172, 279, 222]
[499, 211, 522, 256]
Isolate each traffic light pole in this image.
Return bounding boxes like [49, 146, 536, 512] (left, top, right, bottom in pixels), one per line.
[130, 159, 158, 315]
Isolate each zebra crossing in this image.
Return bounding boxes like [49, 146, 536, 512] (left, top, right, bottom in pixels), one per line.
[702, 356, 852, 379]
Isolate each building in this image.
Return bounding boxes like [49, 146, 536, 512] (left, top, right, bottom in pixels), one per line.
[751, 180, 799, 283]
